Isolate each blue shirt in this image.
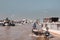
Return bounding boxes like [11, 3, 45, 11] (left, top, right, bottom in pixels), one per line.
[33, 23, 36, 29]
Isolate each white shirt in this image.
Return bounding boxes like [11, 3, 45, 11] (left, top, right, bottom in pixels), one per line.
[36, 23, 42, 30]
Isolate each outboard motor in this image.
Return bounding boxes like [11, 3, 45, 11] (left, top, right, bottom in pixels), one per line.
[45, 31, 54, 38]
[45, 31, 50, 37]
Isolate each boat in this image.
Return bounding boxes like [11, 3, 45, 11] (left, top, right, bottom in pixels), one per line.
[2, 18, 15, 26]
[43, 17, 60, 35]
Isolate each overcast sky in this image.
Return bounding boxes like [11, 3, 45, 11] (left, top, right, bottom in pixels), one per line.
[0, 0, 60, 20]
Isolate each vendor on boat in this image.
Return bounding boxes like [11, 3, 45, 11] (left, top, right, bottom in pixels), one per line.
[32, 19, 43, 34]
[32, 19, 43, 30]
[32, 21, 37, 29]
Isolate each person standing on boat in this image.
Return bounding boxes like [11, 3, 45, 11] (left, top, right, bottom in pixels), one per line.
[32, 19, 39, 29]
[32, 19, 43, 30]
[37, 22, 43, 30]
[32, 20, 43, 35]
[32, 21, 37, 29]
[36, 19, 43, 30]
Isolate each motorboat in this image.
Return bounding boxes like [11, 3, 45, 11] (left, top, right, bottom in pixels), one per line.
[2, 18, 15, 26]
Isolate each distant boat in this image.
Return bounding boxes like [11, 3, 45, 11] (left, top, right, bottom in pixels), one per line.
[0, 18, 15, 26]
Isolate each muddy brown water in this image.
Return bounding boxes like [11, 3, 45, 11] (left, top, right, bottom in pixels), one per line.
[0, 24, 60, 40]
[0, 24, 32, 40]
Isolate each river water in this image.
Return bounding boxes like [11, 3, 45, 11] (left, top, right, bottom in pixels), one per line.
[0, 24, 32, 40]
[0, 24, 60, 40]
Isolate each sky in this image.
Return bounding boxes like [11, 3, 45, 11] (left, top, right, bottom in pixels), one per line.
[0, 0, 60, 20]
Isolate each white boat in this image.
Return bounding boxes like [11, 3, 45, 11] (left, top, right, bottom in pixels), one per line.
[42, 17, 60, 35]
